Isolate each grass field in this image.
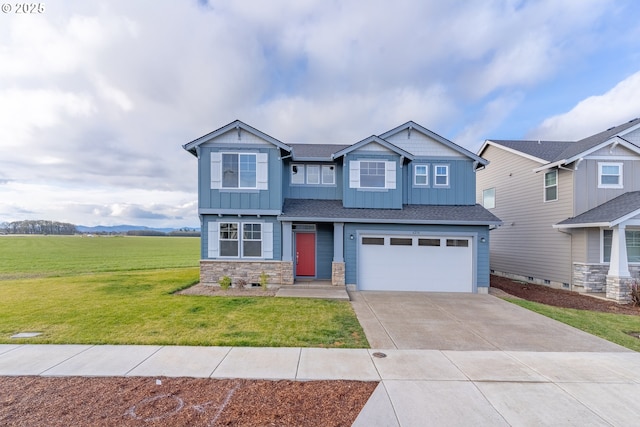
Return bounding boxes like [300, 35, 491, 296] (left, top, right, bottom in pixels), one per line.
[0, 236, 368, 348]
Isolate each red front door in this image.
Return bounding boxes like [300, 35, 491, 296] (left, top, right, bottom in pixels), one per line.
[295, 233, 316, 277]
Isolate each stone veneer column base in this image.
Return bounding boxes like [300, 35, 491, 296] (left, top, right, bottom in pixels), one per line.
[331, 262, 345, 286]
[200, 260, 294, 286]
[572, 263, 608, 293]
[605, 275, 633, 302]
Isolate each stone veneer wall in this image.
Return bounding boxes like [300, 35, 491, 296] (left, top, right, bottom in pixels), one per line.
[200, 260, 294, 286]
[572, 263, 608, 293]
[331, 262, 345, 286]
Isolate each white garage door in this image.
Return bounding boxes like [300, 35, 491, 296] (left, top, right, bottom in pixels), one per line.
[358, 235, 473, 292]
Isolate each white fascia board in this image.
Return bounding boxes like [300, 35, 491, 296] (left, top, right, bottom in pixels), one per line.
[553, 222, 611, 229]
[611, 208, 640, 227]
[532, 159, 566, 173]
[199, 209, 281, 216]
[276, 216, 502, 226]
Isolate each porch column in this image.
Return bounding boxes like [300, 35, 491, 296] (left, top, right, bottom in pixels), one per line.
[282, 222, 293, 261]
[332, 222, 345, 286]
[608, 224, 630, 277]
[606, 223, 632, 302]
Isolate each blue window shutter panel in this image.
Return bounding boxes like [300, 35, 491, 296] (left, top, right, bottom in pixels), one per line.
[208, 222, 219, 258]
[386, 161, 396, 189]
[210, 152, 222, 189]
[263, 222, 273, 259]
[349, 161, 360, 188]
[257, 153, 268, 190]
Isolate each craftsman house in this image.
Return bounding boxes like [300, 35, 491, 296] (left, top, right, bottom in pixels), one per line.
[183, 120, 500, 292]
[477, 118, 640, 301]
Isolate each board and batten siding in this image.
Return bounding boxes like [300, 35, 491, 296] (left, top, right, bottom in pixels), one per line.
[476, 145, 574, 285]
[405, 159, 476, 205]
[198, 146, 283, 211]
[342, 152, 403, 209]
[282, 162, 343, 200]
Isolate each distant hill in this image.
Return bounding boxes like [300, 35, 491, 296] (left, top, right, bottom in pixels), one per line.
[77, 225, 197, 234]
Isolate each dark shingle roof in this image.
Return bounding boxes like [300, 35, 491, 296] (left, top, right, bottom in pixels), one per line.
[279, 199, 501, 225]
[555, 117, 640, 162]
[289, 144, 351, 160]
[488, 140, 573, 162]
[555, 191, 640, 227]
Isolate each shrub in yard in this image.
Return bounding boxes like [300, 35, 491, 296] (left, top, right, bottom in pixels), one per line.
[236, 278, 247, 289]
[260, 271, 269, 290]
[218, 275, 232, 290]
[630, 280, 640, 307]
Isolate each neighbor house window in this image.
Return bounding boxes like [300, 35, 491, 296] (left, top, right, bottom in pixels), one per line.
[219, 222, 239, 257]
[544, 170, 557, 202]
[603, 229, 640, 263]
[291, 164, 305, 184]
[483, 188, 495, 209]
[222, 153, 256, 188]
[242, 223, 262, 257]
[306, 165, 320, 184]
[322, 165, 335, 184]
[414, 165, 428, 186]
[434, 165, 449, 187]
[360, 161, 386, 188]
[598, 163, 623, 188]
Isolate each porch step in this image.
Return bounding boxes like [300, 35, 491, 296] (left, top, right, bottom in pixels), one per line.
[276, 284, 350, 301]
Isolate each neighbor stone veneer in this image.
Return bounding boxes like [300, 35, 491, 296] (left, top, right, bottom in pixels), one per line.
[606, 276, 634, 302]
[331, 262, 345, 286]
[572, 263, 609, 293]
[200, 260, 294, 286]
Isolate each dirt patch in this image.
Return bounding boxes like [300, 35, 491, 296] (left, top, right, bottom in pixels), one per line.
[0, 376, 376, 426]
[491, 275, 640, 316]
[176, 283, 277, 297]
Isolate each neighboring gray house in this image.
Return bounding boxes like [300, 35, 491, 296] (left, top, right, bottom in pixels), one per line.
[477, 118, 640, 301]
[183, 120, 500, 293]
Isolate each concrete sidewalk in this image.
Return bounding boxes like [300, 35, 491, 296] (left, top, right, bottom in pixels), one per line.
[1, 344, 640, 426]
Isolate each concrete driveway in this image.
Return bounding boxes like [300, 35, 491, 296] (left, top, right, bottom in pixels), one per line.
[350, 291, 630, 352]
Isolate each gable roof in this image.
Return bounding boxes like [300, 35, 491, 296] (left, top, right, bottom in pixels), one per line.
[381, 121, 488, 165]
[183, 120, 291, 156]
[279, 198, 502, 225]
[480, 117, 640, 169]
[332, 135, 415, 160]
[554, 191, 640, 228]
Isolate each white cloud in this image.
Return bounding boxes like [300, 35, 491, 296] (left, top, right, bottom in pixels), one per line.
[528, 71, 640, 140]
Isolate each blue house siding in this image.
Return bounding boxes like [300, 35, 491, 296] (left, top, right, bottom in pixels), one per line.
[283, 162, 343, 200]
[405, 159, 476, 205]
[201, 215, 282, 260]
[343, 223, 490, 288]
[315, 223, 334, 279]
[343, 152, 403, 209]
[199, 146, 283, 211]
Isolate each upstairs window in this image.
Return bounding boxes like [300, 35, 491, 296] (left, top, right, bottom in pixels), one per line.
[290, 164, 335, 185]
[306, 165, 320, 184]
[322, 165, 335, 184]
[211, 152, 267, 190]
[598, 163, 623, 189]
[414, 165, 429, 186]
[360, 161, 386, 188]
[544, 170, 557, 202]
[434, 165, 449, 187]
[291, 164, 305, 184]
[483, 188, 495, 209]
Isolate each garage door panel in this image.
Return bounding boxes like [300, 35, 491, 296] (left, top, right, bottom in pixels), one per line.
[358, 235, 473, 292]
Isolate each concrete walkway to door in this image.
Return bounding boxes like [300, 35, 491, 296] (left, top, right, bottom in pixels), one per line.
[350, 291, 629, 352]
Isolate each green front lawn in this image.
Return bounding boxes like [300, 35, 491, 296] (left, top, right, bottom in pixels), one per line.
[0, 236, 368, 348]
[505, 298, 640, 352]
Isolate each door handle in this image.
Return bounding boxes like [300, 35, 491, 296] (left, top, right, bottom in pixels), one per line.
[296, 252, 299, 265]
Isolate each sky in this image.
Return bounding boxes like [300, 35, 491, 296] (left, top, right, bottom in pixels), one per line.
[1, 0, 640, 228]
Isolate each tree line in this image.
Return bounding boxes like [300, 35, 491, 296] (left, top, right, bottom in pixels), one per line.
[0, 220, 77, 235]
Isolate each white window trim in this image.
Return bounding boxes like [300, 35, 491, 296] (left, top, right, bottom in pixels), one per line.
[306, 165, 320, 185]
[291, 164, 305, 184]
[601, 227, 640, 263]
[349, 160, 396, 189]
[211, 152, 268, 190]
[322, 165, 335, 185]
[483, 188, 495, 209]
[433, 164, 449, 187]
[544, 169, 558, 202]
[598, 162, 623, 189]
[241, 223, 263, 258]
[414, 164, 429, 186]
[219, 221, 240, 258]
[212, 221, 273, 260]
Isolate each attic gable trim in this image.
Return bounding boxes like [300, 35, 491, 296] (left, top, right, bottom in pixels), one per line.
[332, 135, 414, 160]
[480, 140, 548, 164]
[183, 120, 292, 156]
[565, 136, 640, 164]
[382, 121, 488, 165]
